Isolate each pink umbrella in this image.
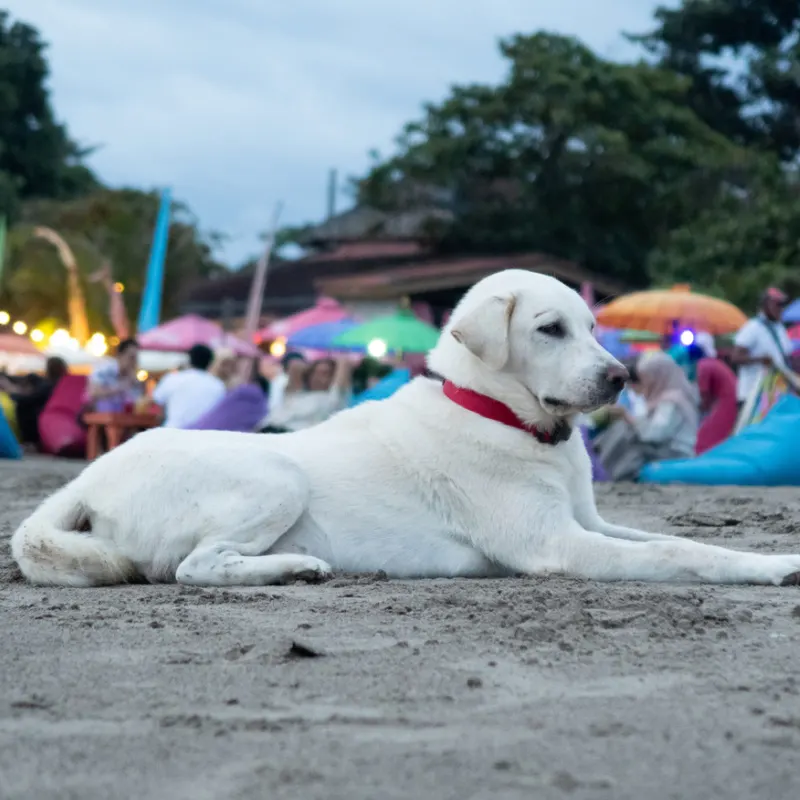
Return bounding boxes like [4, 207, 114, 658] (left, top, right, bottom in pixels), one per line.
[0, 333, 40, 356]
[138, 315, 260, 357]
[257, 298, 349, 341]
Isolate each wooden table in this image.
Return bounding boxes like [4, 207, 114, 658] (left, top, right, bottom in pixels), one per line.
[83, 411, 161, 461]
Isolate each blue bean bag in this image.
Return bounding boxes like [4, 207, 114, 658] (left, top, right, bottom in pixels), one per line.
[640, 394, 800, 486]
[349, 369, 411, 407]
[0, 404, 22, 459]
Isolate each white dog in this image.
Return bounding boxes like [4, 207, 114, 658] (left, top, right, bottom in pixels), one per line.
[11, 270, 800, 588]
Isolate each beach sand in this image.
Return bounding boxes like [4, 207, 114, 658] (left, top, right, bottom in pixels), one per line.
[1, 457, 799, 800]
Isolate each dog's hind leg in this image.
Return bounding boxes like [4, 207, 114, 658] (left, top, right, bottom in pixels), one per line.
[176, 546, 332, 587]
[174, 457, 333, 587]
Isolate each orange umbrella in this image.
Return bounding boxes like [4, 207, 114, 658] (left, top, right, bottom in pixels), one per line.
[596, 285, 747, 336]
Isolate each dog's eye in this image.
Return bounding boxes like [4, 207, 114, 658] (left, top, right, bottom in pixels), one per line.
[538, 322, 565, 338]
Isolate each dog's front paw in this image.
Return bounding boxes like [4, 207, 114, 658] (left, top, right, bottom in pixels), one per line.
[759, 555, 800, 586]
[286, 556, 334, 584]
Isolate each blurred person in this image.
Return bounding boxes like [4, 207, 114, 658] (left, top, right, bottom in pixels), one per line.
[695, 357, 738, 455]
[257, 356, 353, 433]
[594, 352, 699, 481]
[306, 357, 336, 391]
[10, 357, 68, 445]
[152, 343, 226, 428]
[209, 347, 238, 388]
[731, 287, 794, 406]
[86, 338, 144, 413]
[269, 352, 307, 411]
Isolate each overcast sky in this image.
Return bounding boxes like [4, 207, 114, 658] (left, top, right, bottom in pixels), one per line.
[8, 0, 669, 267]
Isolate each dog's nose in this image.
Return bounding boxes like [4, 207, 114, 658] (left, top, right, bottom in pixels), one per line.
[606, 363, 630, 392]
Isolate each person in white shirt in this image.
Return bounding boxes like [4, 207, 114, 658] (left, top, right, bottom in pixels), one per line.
[268, 352, 307, 412]
[731, 287, 793, 406]
[152, 344, 227, 429]
[258, 357, 353, 433]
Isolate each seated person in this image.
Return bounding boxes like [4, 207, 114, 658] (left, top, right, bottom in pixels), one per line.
[85, 338, 144, 413]
[152, 343, 226, 428]
[695, 357, 738, 455]
[4, 358, 68, 445]
[594, 352, 699, 481]
[258, 357, 352, 433]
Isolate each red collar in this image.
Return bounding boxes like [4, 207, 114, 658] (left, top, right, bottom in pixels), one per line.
[441, 380, 572, 445]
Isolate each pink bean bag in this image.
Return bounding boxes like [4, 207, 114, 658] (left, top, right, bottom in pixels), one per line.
[38, 375, 88, 457]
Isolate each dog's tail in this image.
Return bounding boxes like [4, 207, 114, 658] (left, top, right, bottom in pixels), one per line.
[11, 484, 137, 587]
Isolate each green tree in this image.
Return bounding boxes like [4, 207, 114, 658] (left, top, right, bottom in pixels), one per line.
[1, 189, 227, 333]
[0, 11, 97, 220]
[357, 33, 753, 286]
[634, 1, 800, 161]
[648, 173, 800, 310]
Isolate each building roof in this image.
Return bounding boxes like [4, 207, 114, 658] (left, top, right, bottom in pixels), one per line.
[315, 253, 629, 301]
[179, 239, 431, 318]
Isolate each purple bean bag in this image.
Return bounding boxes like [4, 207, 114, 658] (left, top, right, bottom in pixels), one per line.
[186, 384, 267, 432]
[581, 425, 608, 482]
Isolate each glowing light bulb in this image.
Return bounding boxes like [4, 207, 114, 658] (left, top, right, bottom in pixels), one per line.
[12, 321, 27, 335]
[30, 329, 45, 343]
[269, 338, 287, 357]
[0, 311, 9, 325]
[367, 338, 388, 358]
[679, 330, 695, 346]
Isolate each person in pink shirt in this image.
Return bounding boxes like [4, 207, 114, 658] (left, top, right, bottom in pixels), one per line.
[695, 357, 738, 455]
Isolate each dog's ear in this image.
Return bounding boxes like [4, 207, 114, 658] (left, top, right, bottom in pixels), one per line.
[450, 294, 516, 370]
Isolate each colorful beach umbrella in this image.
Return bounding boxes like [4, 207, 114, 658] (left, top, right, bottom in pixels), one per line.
[333, 308, 440, 355]
[783, 299, 800, 325]
[258, 298, 349, 341]
[137, 314, 260, 357]
[286, 319, 358, 350]
[596, 286, 747, 335]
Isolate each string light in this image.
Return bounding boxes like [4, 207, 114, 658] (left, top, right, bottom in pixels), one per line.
[49, 329, 71, 347]
[12, 321, 27, 335]
[86, 332, 108, 357]
[136, 369, 149, 382]
[0, 311, 9, 325]
[269, 337, 287, 357]
[30, 329, 45, 343]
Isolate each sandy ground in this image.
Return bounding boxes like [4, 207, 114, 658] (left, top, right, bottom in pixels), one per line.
[1, 459, 799, 800]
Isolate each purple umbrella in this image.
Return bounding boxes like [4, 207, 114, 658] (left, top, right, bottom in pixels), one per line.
[286, 319, 358, 350]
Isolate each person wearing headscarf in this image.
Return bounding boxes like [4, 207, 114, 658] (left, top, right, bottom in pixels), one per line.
[594, 352, 699, 481]
[695, 355, 738, 455]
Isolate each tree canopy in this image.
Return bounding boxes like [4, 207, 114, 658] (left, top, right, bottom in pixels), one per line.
[0, 11, 225, 335]
[0, 11, 97, 220]
[634, 0, 800, 162]
[357, 31, 756, 288]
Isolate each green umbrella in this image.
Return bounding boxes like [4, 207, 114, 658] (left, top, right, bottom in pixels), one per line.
[332, 308, 440, 355]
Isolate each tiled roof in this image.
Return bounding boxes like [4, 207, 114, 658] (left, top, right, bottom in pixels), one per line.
[315, 253, 629, 299]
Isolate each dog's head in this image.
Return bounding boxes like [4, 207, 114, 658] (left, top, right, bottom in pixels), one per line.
[427, 270, 627, 423]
